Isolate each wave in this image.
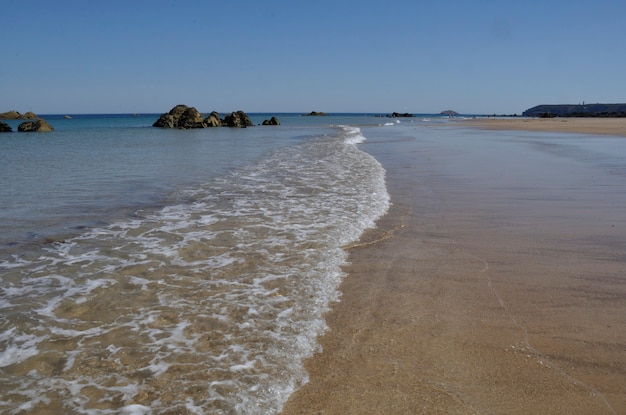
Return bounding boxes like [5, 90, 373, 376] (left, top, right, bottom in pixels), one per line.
[0, 126, 389, 414]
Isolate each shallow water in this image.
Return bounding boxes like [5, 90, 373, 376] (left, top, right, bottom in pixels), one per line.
[0, 113, 399, 414]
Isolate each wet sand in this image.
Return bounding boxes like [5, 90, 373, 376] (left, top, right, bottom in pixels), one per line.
[281, 123, 626, 414]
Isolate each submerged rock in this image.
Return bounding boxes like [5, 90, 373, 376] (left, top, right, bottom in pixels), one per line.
[17, 119, 54, 132]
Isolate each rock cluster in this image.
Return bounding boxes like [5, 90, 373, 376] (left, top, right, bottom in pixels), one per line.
[153, 105, 256, 129]
[0, 119, 55, 133]
[0, 110, 56, 133]
[0, 110, 38, 120]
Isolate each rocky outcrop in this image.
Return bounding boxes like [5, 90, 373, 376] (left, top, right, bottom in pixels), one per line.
[153, 105, 256, 128]
[262, 116, 280, 125]
[224, 111, 254, 128]
[18, 119, 54, 132]
[153, 104, 192, 128]
[0, 121, 12, 132]
[302, 111, 328, 116]
[390, 112, 413, 118]
[0, 110, 38, 120]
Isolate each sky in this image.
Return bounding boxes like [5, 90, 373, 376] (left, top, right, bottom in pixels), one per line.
[2, 0, 625, 115]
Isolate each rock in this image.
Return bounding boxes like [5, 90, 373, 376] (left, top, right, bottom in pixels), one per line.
[262, 116, 280, 125]
[302, 111, 328, 116]
[224, 111, 254, 128]
[153, 114, 175, 128]
[390, 112, 413, 118]
[17, 119, 54, 132]
[154, 105, 254, 128]
[0, 121, 12, 132]
[153, 104, 201, 128]
[204, 111, 224, 127]
[178, 107, 205, 129]
[0, 110, 38, 120]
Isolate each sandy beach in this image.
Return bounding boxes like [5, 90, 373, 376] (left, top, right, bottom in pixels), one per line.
[281, 120, 626, 414]
[461, 117, 626, 137]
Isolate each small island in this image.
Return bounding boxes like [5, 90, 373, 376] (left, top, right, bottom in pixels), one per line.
[302, 111, 329, 116]
[440, 110, 459, 117]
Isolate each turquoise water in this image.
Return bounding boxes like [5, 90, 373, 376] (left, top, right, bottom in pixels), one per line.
[0, 113, 448, 414]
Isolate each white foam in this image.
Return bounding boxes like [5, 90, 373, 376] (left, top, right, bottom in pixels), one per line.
[0, 124, 390, 414]
[0, 329, 42, 367]
[121, 404, 152, 415]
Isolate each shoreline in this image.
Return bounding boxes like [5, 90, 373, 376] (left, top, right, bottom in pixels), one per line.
[459, 117, 626, 136]
[281, 122, 626, 414]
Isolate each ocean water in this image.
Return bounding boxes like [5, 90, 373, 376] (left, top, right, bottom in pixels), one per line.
[0, 113, 445, 414]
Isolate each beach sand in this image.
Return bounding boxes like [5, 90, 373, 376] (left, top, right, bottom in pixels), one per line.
[461, 117, 626, 137]
[281, 120, 626, 414]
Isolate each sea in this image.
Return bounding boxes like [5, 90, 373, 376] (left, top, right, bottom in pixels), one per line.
[0, 113, 452, 414]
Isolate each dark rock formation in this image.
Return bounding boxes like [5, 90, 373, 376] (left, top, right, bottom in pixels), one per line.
[262, 116, 280, 125]
[0, 110, 38, 120]
[153, 105, 254, 128]
[390, 112, 414, 118]
[153, 104, 192, 128]
[178, 107, 205, 129]
[302, 111, 328, 116]
[18, 119, 54, 132]
[0, 121, 12, 132]
[224, 111, 254, 128]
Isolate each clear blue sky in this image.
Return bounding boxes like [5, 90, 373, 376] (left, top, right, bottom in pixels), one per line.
[2, 0, 625, 114]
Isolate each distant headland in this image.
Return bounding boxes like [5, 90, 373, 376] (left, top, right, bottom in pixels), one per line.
[523, 103, 626, 117]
